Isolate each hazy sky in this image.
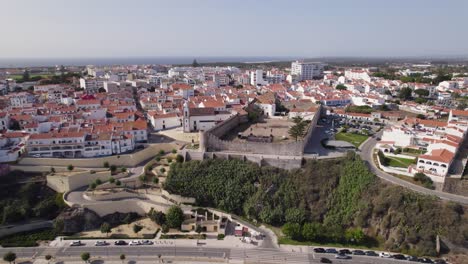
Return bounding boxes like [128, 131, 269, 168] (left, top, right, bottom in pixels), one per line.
[1, 0, 467, 58]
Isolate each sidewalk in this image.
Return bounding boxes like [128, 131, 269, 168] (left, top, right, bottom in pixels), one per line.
[49, 236, 258, 249]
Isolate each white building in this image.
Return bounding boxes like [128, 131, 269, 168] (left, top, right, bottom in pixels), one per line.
[250, 70, 268, 86]
[149, 112, 182, 131]
[9, 92, 35, 108]
[182, 102, 232, 132]
[291, 61, 324, 81]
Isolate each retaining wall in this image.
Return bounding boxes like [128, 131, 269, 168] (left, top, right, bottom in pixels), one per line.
[19, 143, 177, 168]
[47, 170, 127, 193]
[161, 189, 196, 204]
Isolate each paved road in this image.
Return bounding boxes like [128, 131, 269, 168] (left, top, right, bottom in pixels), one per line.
[303, 121, 347, 159]
[359, 131, 468, 205]
[0, 245, 423, 264]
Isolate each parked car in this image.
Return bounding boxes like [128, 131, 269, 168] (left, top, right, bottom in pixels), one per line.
[129, 240, 141, 246]
[320, 257, 332, 263]
[335, 254, 351, 260]
[418, 258, 434, 263]
[339, 249, 352, 255]
[325, 248, 338, 254]
[406, 256, 419, 262]
[434, 259, 446, 264]
[314, 248, 326, 253]
[114, 240, 128, 246]
[94, 241, 108, 246]
[379, 252, 392, 258]
[352, 250, 365, 255]
[140, 240, 154, 245]
[70, 241, 83, 246]
[365, 251, 378, 256]
[393, 254, 406, 260]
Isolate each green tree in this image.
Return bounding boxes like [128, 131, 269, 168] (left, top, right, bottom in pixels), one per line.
[398, 87, 413, 100]
[133, 224, 143, 233]
[289, 117, 307, 141]
[171, 149, 177, 154]
[336, 84, 347, 90]
[50, 167, 56, 173]
[148, 209, 166, 225]
[121, 167, 127, 173]
[139, 175, 148, 191]
[100, 222, 111, 237]
[115, 180, 122, 186]
[414, 89, 429, 97]
[22, 70, 30, 81]
[166, 205, 184, 229]
[302, 222, 321, 241]
[109, 177, 116, 184]
[45, 254, 52, 264]
[3, 251, 16, 264]
[89, 182, 97, 191]
[120, 254, 126, 264]
[152, 177, 159, 185]
[345, 228, 365, 244]
[95, 179, 102, 185]
[110, 165, 117, 173]
[176, 154, 184, 163]
[103, 161, 110, 168]
[285, 208, 306, 224]
[282, 223, 302, 240]
[81, 252, 90, 263]
[67, 164, 74, 171]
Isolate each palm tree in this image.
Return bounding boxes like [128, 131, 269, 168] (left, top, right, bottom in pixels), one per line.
[120, 254, 126, 264]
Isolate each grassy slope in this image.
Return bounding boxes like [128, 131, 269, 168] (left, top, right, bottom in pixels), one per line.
[335, 132, 369, 148]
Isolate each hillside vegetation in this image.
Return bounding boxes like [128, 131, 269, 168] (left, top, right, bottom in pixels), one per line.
[164, 154, 468, 256]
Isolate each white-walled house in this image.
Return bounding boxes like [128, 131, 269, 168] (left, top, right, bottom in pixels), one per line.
[149, 112, 182, 131]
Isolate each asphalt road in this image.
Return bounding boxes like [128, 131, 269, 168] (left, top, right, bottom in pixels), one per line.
[0, 245, 431, 264]
[359, 131, 468, 205]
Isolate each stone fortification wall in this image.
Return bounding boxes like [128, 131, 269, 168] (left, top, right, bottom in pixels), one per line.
[201, 105, 322, 156]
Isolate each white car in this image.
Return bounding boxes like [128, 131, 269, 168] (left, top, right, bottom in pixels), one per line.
[379, 252, 392, 258]
[140, 240, 154, 245]
[94, 241, 108, 246]
[70, 241, 83, 246]
[129, 240, 141, 246]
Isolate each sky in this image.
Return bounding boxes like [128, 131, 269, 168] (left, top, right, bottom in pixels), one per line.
[1, 0, 467, 58]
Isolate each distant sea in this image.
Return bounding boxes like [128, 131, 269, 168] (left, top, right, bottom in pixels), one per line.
[0, 56, 297, 68]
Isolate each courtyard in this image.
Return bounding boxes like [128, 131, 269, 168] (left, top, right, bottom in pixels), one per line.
[221, 117, 302, 143]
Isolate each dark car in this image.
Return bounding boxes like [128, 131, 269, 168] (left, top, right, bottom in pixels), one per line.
[320, 257, 332, 263]
[325, 248, 338, 254]
[339, 249, 352, 255]
[434, 259, 446, 264]
[314, 248, 326, 253]
[114, 240, 128, 246]
[393, 254, 406, 260]
[365, 251, 378, 256]
[335, 254, 351, 260]
[418, 258, 434, 263]
[352, 250, 365, 255]
[407, 256, 419, 262]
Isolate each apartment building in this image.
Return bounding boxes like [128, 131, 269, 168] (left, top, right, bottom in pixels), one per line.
[291, 61, 324, 81]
